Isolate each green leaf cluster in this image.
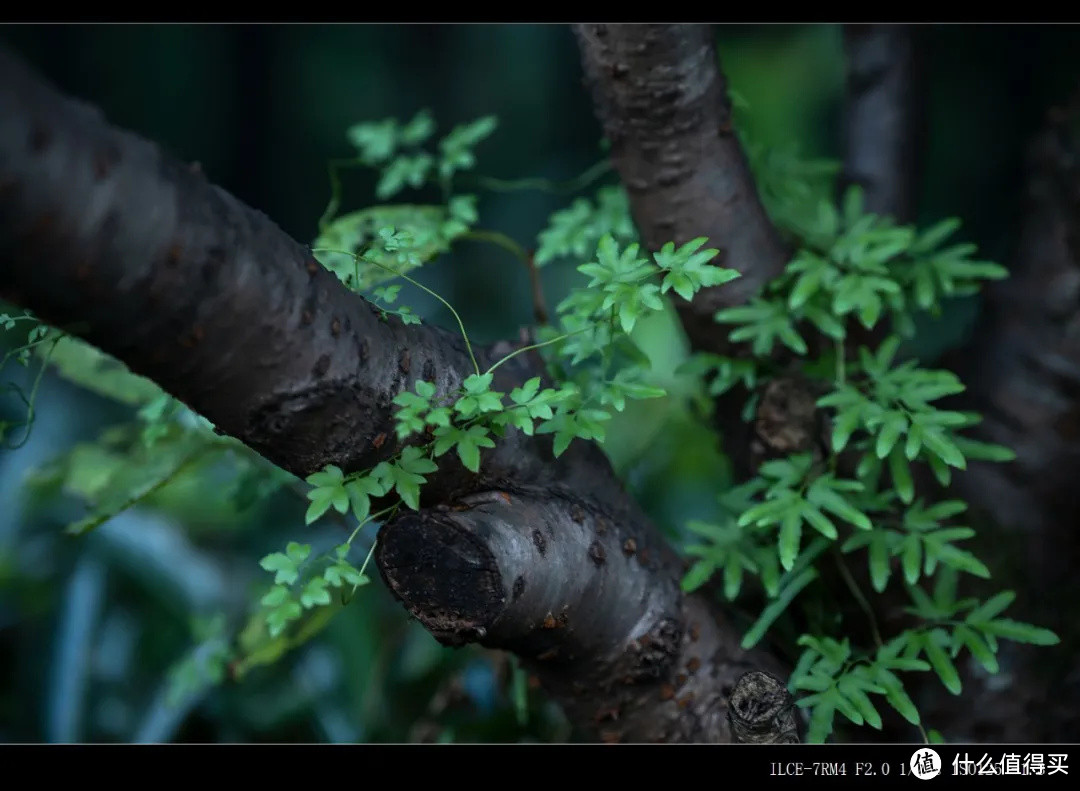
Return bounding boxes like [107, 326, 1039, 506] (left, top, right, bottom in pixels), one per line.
[678, 183, 1049, 744]
[534, 186, 636, 266]
[258, 541, 371, 638]
[314, 205, 475, 299]
[345, 110, 496, 200]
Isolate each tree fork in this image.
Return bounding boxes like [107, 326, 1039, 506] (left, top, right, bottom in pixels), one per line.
[0, 45, 786, 741]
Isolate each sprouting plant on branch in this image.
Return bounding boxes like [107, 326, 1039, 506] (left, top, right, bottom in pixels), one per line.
[676, 159, 1056, 742]
[4, 97, 1057, 743]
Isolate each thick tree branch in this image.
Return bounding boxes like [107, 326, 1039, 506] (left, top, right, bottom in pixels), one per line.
[572, 24, 789, 355]
[841, 25, 924, 223]
[574, 24, 811, 481]
[0, 46, 778, 741]
[379, 489, 770, 741]
[0, 46, 613, 507]
[957, 97, 1080, 601]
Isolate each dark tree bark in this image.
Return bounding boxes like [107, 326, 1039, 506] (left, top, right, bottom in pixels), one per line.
[841, 25, 924, 223]
[573, 23, 1080, 744]
[572, 24, 789, 352]
[941, 94, 1080, 742]
[0, 45, 786, 742]
[572, 24, 794, 478]
[727, 670, 800, 744]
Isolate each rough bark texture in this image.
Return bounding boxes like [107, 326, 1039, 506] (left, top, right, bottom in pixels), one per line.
[728, 670, 799, 744]
[572, 24, 789, 352]
[379, 491, 771, 742]
[572, 24, 793, 481]
[0, 45, 783, 742]
[841, 25, 924, 223]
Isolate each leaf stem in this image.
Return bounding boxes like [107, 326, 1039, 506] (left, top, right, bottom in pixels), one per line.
[312, 247, 480, 376]
[67, 443, 216, 535]
[835, 338, 846, 386]
[462, 158, 612, 195]
[833, 549, 883, 649]
[318, 157, 367, 232]
[461, 229, 528, 263]
[3, 333, 64, 449]
[485, 328, 589, 376]
[461, 229, 549, 326]
[346, 505, 396, 547]
[357, 536, 379, 578]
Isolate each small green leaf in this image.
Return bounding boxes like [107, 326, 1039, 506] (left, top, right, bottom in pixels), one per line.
[901, 534, 922, 585]
[875, 412, 907, 459]
[779, 508, 802, 571]
[305, 495, 332, 526]
[888, 446, 914, 504]
[463, 372, 494, 394]
[831, 409, 862, 454]
[789, 268, 822, 310]
[778, 324, 808, 355]
[741, 568, 818, 650]
[876, 668, 921, 726]
[920, 427, 966, 469]
[807, 480, 872, 530]
[266, 600, 302, 637]
[965, 591, 1015, 624]
[306, 465, 345, 488]
[921, 631, 962, 694]
[681, 560, 715, 594]
[286, 542, 310, 563]
[954, 437, 1016, 463]
[905, 422, 922, 460]
[868, 530, 891, 593]
[805, 698, 836, 744]
[980, 619, 1060, 646]
[259, 553, 298, 586]
[933, 543, 990, 579]
[954, 625, 999, 674]
[300, 577, 332, 608]
[838, 678, 882, 729]
[723, 553, 744, 600]
[802, 506, 838, 539]
[911, 217, 961, 254]
[260, 586, 289, 607]
[510, 377, 541, 404]
[925, 452, 952, 487]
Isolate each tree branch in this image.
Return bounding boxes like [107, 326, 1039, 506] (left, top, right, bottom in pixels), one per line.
[957, 95, 1080, 599]
[572, 24, 790, 355]
[573, 24, 807, 481]
[378, 489, 772, 741]
[841, 25, 924, 223]
[0, 45, 778, 742]
[938, 91, 1080, 742]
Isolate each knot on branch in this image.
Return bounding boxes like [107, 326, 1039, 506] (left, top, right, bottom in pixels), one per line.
[727, 670, 800, 744]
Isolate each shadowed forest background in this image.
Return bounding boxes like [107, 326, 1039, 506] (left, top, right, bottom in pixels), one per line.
[1, 24, 1079, 743]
